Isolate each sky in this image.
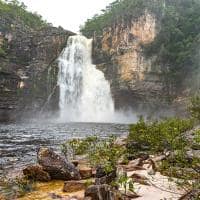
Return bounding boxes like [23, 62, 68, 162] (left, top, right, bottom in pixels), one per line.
[18, 0, 114, 33]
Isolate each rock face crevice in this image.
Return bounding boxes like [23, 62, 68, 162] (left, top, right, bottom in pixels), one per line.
[93, 11, 173, 113]
[0, 16, 74, 121]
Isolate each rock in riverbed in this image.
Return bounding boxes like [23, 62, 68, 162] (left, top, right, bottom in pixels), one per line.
[38, 147, 81, 180]
[23, 164, 51, 182]
[85, 184, 116, 200]
[63, 180, 87, 193]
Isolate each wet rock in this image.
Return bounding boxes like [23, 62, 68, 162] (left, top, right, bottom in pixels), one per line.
[95, 168, 116, 185]
[85, 184, 117, 200]
[95, 166, 106, 178]
[38, 147, 81, 180]
[79, 166, 93, 179]
[63, 180, 86, 193]
[23, 164, 51, 182]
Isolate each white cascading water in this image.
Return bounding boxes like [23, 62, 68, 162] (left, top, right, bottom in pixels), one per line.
[57, 35, 115, 122]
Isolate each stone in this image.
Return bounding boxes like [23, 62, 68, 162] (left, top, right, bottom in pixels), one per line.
[85, 184, 117, 200]
[95, 168, 116, 185]
[63, 180, 86, 193]
[38, 147, 81, 180]
[23, 164, 51, 182]
[79, 166, 93, 179]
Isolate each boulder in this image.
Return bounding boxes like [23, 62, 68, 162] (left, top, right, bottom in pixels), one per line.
[95, 167, 116, 185]
[63, 180, 86, 193]
[38, 147, 81, 180]
[85, 184, 118, 200]
[23, 164, 51, 182]
[79, 166, 93, 179]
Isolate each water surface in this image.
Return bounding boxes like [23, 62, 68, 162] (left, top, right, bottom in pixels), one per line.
[0, 122, 129, 177]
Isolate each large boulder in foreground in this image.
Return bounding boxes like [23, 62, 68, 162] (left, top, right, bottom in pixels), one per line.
[37, 147, 81, 180]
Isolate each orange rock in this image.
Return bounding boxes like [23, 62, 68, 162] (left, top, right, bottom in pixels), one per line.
[79, 167, 93, 179]
[63, 180, 86, 193]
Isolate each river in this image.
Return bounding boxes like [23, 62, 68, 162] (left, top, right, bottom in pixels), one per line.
[0, 122, 129, 178]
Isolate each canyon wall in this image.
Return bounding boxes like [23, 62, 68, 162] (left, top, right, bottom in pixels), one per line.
[93, 11, 185, 115]
[0, 16, 74, 122]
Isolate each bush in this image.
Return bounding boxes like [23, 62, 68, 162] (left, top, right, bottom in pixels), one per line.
[61, 136, 125, 174]
[0, 0, 49, 30]
[128, 117, 194, 154]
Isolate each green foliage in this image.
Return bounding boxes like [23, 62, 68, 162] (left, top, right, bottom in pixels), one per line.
[189, 93, 200, 121]
[61, 136, 125, 174]
[0, 0, 49, 30]
[89, 136, 124, 174]
[61, 136, 98, 160]
[144, 0, 200, 81]
[128, 117, 194, 154]
[80, 0, 200, 85]
[80, 0, 162, 38]
[117, 173, 134, 194]
[128, 117, 199, 192]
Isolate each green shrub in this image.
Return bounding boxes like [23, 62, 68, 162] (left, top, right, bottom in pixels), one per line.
[89, 136, 125, 174]
[0, 0, 49, 30]
[61, 136, 98, 159]
[61, 136, 125, 174]
[128, 117, 194, 154]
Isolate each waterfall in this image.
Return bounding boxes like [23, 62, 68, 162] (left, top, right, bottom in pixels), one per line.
[57, 35, 115, 122]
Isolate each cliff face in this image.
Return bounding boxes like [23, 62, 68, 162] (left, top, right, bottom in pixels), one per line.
[93, 11, 173, 113]
[0, 16, 74, 122]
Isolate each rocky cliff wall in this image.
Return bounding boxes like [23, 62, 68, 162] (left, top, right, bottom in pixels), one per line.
[93, 11, 177, 114]
[0, 17, 74, 122]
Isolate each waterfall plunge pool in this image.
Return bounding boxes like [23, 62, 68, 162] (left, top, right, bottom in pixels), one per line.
[0, 122, 129, 179]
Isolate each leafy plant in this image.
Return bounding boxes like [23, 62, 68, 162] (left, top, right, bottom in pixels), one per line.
[61, 136, 125, 174]
[117, 173, 134, 194]
[61, 136, 98, 160]
[88, 136, 124, 174]
[128, 117, 194, 154]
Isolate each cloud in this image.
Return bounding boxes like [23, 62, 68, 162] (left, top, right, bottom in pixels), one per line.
[19, 0, 113, 33]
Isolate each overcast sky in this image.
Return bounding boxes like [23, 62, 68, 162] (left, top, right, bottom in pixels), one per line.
[18, 0, 114, 33]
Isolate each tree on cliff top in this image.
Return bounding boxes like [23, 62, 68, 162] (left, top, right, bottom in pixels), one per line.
[0, 0, 50, 30]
